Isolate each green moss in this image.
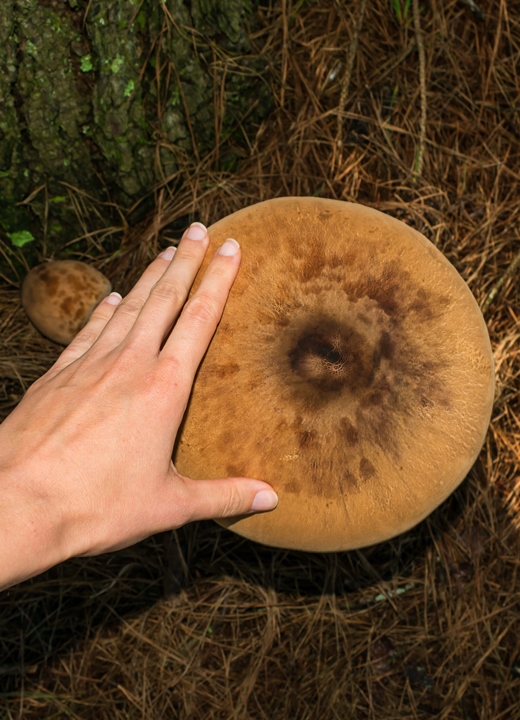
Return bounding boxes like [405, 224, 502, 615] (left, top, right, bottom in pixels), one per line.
[171, 86, 181, 107]
[124, 80, 135, 97]
[135, 9, 147, 29]
[80, 54, 93, 72]
[110, 56, 124, 74]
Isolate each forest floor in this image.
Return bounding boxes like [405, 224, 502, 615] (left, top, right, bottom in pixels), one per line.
[1, 0, 520, 718]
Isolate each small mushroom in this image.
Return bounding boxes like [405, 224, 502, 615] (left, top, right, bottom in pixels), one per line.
[175, 197, 495, 552]
[21, 260, 112, 345]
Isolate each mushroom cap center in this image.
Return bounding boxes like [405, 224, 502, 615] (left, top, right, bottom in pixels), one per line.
[288, 318, 378, 393]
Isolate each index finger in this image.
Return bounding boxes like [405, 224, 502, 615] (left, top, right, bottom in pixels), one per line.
[159, 238, 241, 392]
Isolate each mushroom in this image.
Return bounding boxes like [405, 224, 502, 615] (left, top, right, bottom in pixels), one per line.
[21, 260, 112, 345]
[175, 197, 495, 552]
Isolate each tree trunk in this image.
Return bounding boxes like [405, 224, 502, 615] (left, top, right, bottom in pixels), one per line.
[0, 0, 271, 252]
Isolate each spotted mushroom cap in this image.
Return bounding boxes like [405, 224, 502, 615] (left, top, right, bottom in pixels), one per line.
[175, 197, 495, 552]
[21, 260, 112, 345]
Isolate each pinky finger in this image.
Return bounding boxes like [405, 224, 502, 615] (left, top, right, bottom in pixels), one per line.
[46, 292, 122, 377]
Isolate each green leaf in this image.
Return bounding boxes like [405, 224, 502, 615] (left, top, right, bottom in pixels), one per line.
[7, 230, 35, 248]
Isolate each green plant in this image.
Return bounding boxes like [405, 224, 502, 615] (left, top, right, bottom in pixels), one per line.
[7, 230, 35, 248]
[390, 0, 411, 24]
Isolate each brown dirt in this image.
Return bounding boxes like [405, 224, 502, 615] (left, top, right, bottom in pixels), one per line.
[1, 0, 519, 718]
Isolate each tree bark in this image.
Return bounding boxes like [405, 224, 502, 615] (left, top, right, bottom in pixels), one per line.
[0, 0, 271, 251]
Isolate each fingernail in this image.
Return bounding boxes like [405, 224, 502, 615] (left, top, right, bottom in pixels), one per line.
[218, 238, 240, 256]
[185, 222, 207, 241]
[105, 291, 122, 306]
[250, 490, 278, 512]
[159, 246, 176, 261]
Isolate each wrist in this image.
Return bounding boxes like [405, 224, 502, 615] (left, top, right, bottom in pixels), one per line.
[0, 468, 74, 590]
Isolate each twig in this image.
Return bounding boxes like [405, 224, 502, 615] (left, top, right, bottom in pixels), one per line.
[334, 0, 368, 164]
[170, 59, 200, 163]
[280, 0, 289, 108]
[413, 0, 427, 178]
[482, 246, 520, 314]
[162, 530, 189, 601]
[460, 0, 486, 21]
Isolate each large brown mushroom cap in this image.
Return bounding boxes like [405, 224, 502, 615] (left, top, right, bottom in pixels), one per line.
[21, 260, 112, 345]
[175, 198, 495, 552]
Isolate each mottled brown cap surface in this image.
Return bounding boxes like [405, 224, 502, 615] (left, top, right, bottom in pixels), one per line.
[175, 198, 495, 552]
[21, 260, 112, 345]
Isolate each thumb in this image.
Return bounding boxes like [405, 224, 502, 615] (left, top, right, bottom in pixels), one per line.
[175, 474, 279, 523]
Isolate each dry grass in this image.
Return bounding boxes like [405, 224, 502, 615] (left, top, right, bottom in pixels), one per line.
[1, 0, 520, 718]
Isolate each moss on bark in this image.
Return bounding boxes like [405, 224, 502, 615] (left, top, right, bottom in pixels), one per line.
[0, 0, 272, 254]
[0, 1, 28, 232]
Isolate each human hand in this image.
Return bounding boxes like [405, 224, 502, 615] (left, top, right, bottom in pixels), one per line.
[0, 223, 277, 589]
